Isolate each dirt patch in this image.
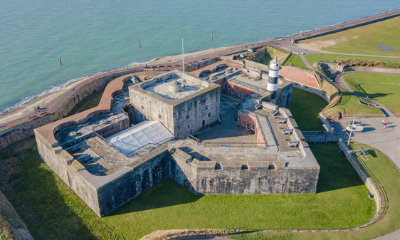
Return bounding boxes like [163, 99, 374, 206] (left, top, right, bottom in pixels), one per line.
[298, 37, 349, 51]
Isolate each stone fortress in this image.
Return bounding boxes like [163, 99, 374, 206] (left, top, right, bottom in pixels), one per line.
[34, 57, 320, 217]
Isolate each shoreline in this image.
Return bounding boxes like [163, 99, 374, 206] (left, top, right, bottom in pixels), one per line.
[0, 45, 237, 119]
[1, 8, 400, 128]
[1, 9, 398, 118]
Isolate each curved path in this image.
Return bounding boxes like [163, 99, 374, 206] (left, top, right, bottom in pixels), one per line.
[327, 69, 400, 240]
[334, 70, 400, 117]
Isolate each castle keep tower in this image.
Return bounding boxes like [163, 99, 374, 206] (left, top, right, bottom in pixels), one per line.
[267, 56, 281, 104]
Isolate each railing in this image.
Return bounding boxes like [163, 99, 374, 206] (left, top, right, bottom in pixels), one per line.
[201, 142, 267, 147]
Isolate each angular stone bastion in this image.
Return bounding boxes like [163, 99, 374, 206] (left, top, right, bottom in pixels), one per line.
[34, 63, 319, 217]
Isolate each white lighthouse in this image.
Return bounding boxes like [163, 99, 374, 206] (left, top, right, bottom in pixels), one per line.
[267, 56, 281, 104]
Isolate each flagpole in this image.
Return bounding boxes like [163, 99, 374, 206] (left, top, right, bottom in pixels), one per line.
[182, 38, 184, 77]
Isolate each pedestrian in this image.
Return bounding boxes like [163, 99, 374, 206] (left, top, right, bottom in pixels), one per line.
[33, 107, 36, 112]
[382, 119, 385, 125]
[384, 122, 387, 129]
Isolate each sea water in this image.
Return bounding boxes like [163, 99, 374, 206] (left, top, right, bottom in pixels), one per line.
[0, 0, 399, 114]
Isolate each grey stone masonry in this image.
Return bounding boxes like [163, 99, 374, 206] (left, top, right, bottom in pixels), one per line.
[129, 70, 220, 136]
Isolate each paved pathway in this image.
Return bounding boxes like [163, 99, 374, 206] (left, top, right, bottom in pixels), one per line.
[298, 54, 314, 71]
[329, 70, 400, 240]
[334, 70, 400, 117]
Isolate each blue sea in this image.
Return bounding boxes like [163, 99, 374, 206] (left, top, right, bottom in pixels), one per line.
[0, 0, 399, 114]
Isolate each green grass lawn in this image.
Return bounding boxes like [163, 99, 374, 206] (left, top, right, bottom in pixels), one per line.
[0, 138, 376, 240]
[232, 142, 400, 240]
[343, 73, 400, 116]
[66, 89, 105, 117]
[304, 54, 400, 66]
[299, 16, 400, 56]
[285, 88, 327, 131]
[284, 54, 308, 70]
[324, 92, 382, 116]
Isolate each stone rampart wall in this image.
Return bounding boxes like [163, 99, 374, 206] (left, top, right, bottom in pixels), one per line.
[185, 58, 220, 72]
[97, 148, 170, 216]
[292, 82, 330, 103]
[188, 162, 318, 194]
[243, 60, 269, 72]
[35, 136, 101, 215]
[337, 139, 381, 216]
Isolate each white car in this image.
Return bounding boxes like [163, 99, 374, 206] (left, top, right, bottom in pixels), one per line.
[346, 124, 364, 132]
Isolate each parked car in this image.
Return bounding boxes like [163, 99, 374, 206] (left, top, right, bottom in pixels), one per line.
[346, 124, 364, 132]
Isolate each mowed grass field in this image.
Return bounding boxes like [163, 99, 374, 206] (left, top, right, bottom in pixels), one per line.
[232, 142, 400, 240]
[324, 92, 383, 116]
[283, 54, 308, 70]
[299, 16, 400, 56]
[285, 88, 327, 131]
[343, 73, 400, 116]
[0, 137, 376, 240]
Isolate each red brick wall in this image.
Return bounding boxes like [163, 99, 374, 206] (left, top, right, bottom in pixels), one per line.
[220, 81, 256, 99]
[237, 111, 266, 146]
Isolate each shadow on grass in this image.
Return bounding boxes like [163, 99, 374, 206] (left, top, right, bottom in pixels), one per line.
[310, 143, 364, 193]
[0, 137, 102, 240]
[367, 149, 378, 158]
[108, 177, 203, 217]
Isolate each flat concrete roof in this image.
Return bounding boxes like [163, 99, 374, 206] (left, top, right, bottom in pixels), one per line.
[144, 77, 205, 100]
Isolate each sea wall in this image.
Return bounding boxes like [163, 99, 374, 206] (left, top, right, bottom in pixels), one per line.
[0, 70, 139, 150]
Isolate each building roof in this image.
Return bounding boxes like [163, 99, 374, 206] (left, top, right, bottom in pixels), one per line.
[106, 121, 174, 155]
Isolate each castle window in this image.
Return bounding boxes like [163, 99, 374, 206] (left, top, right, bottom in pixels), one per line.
[208, 113, 211, 117]
[158, 114, 162, 119]
[141, 105, 144, 109]
[186, 115, 189, 119]
[205, 105, 208, 110]
[246, 124, 249, 130]
[251, 125, 255, 131]
[242, 121, 245, 127]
